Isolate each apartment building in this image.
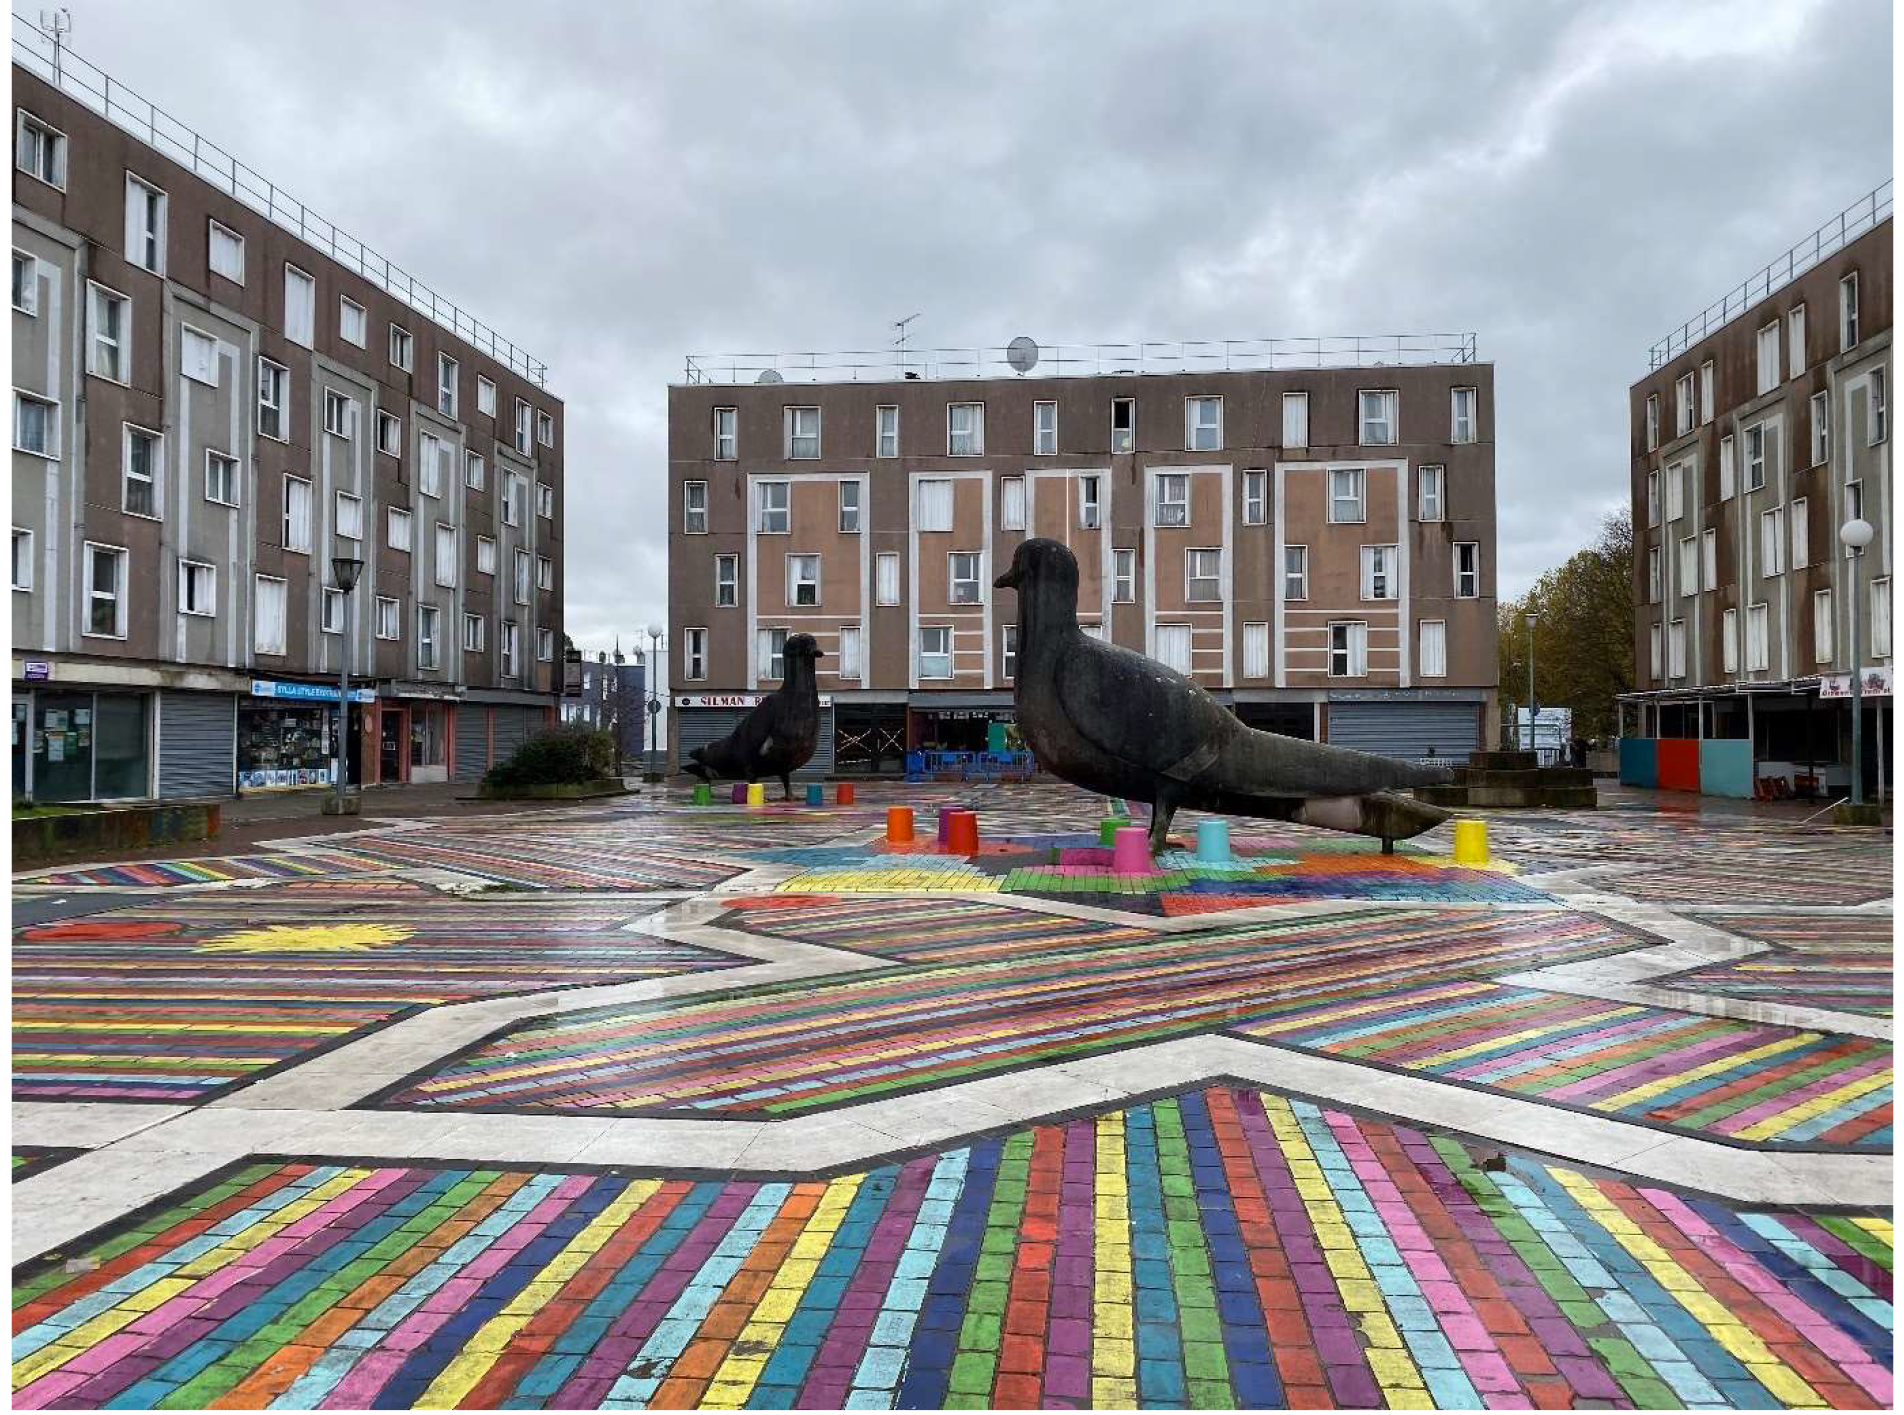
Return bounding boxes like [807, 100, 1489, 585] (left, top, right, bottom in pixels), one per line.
[667, 338, 1498, 775]
[1624, 185, 1891, 798]
[11, 30, 563, 802]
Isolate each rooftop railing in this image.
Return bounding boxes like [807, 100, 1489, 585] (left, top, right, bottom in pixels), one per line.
[11, 14, 550, 388]
[683, 332, 1479, 385]
[1646, 180, 1892, 372]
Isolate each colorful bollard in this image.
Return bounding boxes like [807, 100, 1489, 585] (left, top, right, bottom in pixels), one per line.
[946, 809, 980, 856]
[730, 783, 747, 804]
[691, 782, 712, 806]
[746, 781, 766, 807]
[1453, 819, 1489, 865]
[887, 806, 915, 843]
[1098, 815, 1129, 847]
[805, 783, 824, 807]
[1111, 825, 1156, 875]
[1196, 819, 1231, 864]
[937, 805, 957, 843]
[836, 783, 856, 805]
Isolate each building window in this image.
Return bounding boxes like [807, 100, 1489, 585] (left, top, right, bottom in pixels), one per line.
[1744, 423, 1765, 490]
[1702, 528, 1716, 591]
[1329, 622, 1368, 677]
[466, 452, 485, 490]
[177, 559, 215, 617]
[1281, 392, 1308, 447]
[839, 625, 863, 680]
[283, 264, 315, 347]
[536, 410, 554, 447]
[12, 391, 56, 457]
[1719, 434, 1736, 499]
[537, 554, 553, 591]
[87, 282, 129, 382]
[436, 523, 457, 587]
[839, 480, 862, 533]
[1756, 321, 1779, 395]
[334, 296, 365, 348]
[192, 448, 235, 508]
[999, 624, 1017, 682]
[376, 411, 401, 456]
[123, 425, 160, 518]
[421, 433, 449, 496]
[1668, 618, 1687, 678]
[321, 587, 345, 635]
[1674, 373, 1694, 437]
[514, 399, 533, 455]
[1358, 390, 1397, 445]
[1001, 475, 1026, 531]
[1451, 387, 1477, 444]
[283, 475, 312, 553]
[195, 219, 242, 287]
[375, 596, 400, 641]
[683, 480, 708, 534]
[1241, 470, 1267, 525]
[124, 173, 167, 274]
[917, 478, 953, 532]
[1328, 467, 1365, 524]
[1813, 590, 1833, 663]
[1154, 624, 1192, 674]
[1242, 621, 1270, 679]
[388, 506, 412, 551]
[1666, 461, 1686, 522]
[252, 572, 286, 654]
[1810, 391, 1830, 466]
[876, 551, 901, 606]
[1155, 473, 1189, 527]
[7, 527, 30, 593]
[949, 551, 982, 604]
[760, 627, 789, 680]
[1677, 535, 1697, 592]
[787, 553, 821, 607]
[335, 490, 363, 540]
[503, 474, 524, 527]
[1873, 579, 1892, 659]
[1418, 465, 1444, 522]
[1284, 545, 1308, 601]
[1841, 273, 1860, 349]
[537, 627, 554, 662]
[501, 621, 521, 676]
[1033, 400, 1057, 455]
[1113, 548, 1136, 603]
[181, 326, 219, 386]
[1790, 497, 1809, 569]
[1644, 470, 1659, 526]
[1645, 394, 1659, 452]
[1722, 607, 1738, 673]
[437, 354, 458, 418]
[919, 626, 952, 679]
[16, 111, 66, 188]
[1454, 542, 1480, 598]
[1868, 368, 1886, 445]
[1111, 397, 1135, 454]
[1647, 546, 1660, 602]
[1746, 602, 1770, 671]
[875, 404, 899, 458]
[476, 376, 496, 417]
[947, 402, 985, 456]
[11, 249, 35, 314]
[715, 554, 739, 607]
[385, 323, 413, 370]
[1760, 507, 1785, 576]
[323, 389, 351, 438]
[1186, 548, 1222, 603]
[785, 406, 821, 459]
[1787, 304, 1806, 377]
[1419, 619, 1447, 678]
[1700, 360, 1714, 424]
[1079, 474, 1102, 529]
[461, 613, 484, 653]
[1360, 545, 1397, 601]
[476, 535, 496, 575]
[256, 358, 287, 441]
[1648, 623, 1661, 680]
[685, 627, 708, 680]
[1185, 396, 1222, 451]
[757, 480, 790, 533]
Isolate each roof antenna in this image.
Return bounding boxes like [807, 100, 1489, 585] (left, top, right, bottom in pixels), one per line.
[893, 312, 921, 378]
[39, 8, 72, 83]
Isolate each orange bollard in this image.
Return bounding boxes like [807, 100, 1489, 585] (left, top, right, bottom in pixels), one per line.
[946, 809, 979, 856]
[837, 783, 856, 805]
[886, 806, 914, 843]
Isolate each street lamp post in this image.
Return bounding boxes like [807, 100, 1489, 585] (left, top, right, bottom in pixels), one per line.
[1524, 612, 1538, 753]
[645, 622, 664, 776]
[1840, 518, 1874, 807]
[330, 556, 364, 815]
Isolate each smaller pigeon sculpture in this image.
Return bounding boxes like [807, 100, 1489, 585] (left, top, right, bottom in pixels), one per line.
[683, 632, 823, 800]
[996, 538, 1454, 852]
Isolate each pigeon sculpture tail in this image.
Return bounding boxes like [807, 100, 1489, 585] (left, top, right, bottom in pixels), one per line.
[995, 538, 1455, 852]
[683, 632, 823, 800]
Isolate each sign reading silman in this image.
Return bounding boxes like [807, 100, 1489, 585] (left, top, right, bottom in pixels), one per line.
[675, 693, 834, 709]
[1819, 667, 1893, 699]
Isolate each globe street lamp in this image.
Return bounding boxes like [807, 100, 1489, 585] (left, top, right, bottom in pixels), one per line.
[1839, 518, 1874, 807]
[330, 556, 364, 815]
[645, 620, 664, 776]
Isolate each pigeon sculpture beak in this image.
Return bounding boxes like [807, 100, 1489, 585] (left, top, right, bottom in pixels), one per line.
[994, 564, 1021, 590]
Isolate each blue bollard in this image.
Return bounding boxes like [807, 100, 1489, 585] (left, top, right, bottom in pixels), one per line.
[1197, 819, 1231, 864]
[805, 783, 823, 807]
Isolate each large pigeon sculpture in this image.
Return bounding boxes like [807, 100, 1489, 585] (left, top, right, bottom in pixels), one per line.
[683, 632, 823, 800]
[995, 538, 1454, 853]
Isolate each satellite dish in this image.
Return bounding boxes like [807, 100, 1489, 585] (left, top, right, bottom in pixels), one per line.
[755, 369, 784, 384]
[1006, 336, 1040, 374]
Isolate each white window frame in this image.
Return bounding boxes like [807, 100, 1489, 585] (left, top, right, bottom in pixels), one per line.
[1841, 272, 1861, 349]
[206, 219, 245, 285]
[1872, 579, 1891, 659]
[839, 479, 862, 533]
[1328, 621, 1368, 678]
[1756, 321, 1780, 395]
[1358, 389, 1397, 446]
[512, 548, 531, 606]
[1700, 360, 1714, 425]
[1760, 507, 1785, 576]
[122, 423, 162, 520]
[684, 479, 709, 534]
[1417, 464, 1444, 522]
[685, 627, 708, 681]
[715, 553, 739, 608]
[947, 401, 985, 457]
[1701, 528, 1716, 592]
[1647, 546, 1661, 603]
[536, 410, 554, 447]
[918, 626, 953, 680]
[1328, 467, 1365, 524]
[1719, 434, 1736, 500]
[1242, 621, 1270, 680]
[1648, 623, 1662, 679]
[437, 523, 459, 587]
[1284, 545, 1309, 602]
[785, 405, 821, 459]
[12, 390, 57, 459]
[1744, 423, 1766, 490]
[466, 452, 485, 490]
[1787, 304, 1806, 377]
[283, 263, 316, 348]
[1668, 618, 1687, 679]
[437, 353, 459, 418]
[1033, 400, 1057, 455]
[1454, 542, 1480, 598]
[1722, 607, 1739, 673]
[1186, 547, 1222, 603]
[1418, 619, 1447, 679]
[1155, 473, 1189, 528]
[1185, 396, 1222, 452]
[1811, 391, 1830, 466]
[124, 172, 167, 275]
[1677, 535, 1697, 592]
[1746, 603, 1770, 672]
[87, 281, 130, 384]
[282, 474, 312, 553]
[387, 505, 412, 551]
[1110, 397, 1136, 454]
[476, 375, 496, 417]
[1001, 475, 1027, 531]
[1674, 373, 1694, 437]
[463, 613, 485, 653]
[1665, 461, 1685, 523]
[418, 604, 441, 668]
[375, 595, 401, 642]
[1451, 387, 1477, 444]
[476, 534, 496, 576]
[1155, 624, 1192, 675]
[258, 358, 288, 442]
[1079, 474, 1102, 529]
[334, 490, 363, 541]
[1360, 544, 1397, 602]
[1868, 368, 1886, 445]
[757, 479, 790, 534]
[1113, 548, 1136, 603]
[1281, 391, 1308, 447]
[10, 526, 29, 591]
[948, 551, 982, 605]
[876, 551, 901, 607]
[917, 478, 954, 533]
[537, 627, 555, 663]
[536, 554, 553, 591]
[389, 324, 413, 371]
[252, 572, 287, 655]
[1242, 470, 1267, 526]
[177, 558, 215, 617]
[180, 324, 220, 387]
[321, 586, 345, 635]
[760, 627, 788, 680]
[1645, 394, 1659, 452]
[338, 296, 366, 348]
[998, 624, 1015, 682]
[787, 552, 821, 608]
[503, 474, 525, 528]
[859, 402, 891, 459]
[323, 389, 351, 439]
[11, 248, 36, 315]
[514, 398, 533, 455]
[15, 110, 66, 190]
[1645, 469, 1659, 526]
[1813, 589, 1833, 663]
[376, 411, 401, 456]
[1790, 497, 1809, 569]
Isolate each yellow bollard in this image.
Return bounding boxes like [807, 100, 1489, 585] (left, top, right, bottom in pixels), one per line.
[746, 781, 765, 807]
[1452, 819, 1488, 865]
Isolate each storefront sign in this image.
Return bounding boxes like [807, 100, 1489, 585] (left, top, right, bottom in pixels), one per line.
[250, 679, 376, 703]
[22, 659, 51, 681]
[675, 693, 834, 708]
[1819, 668, 1893, 699]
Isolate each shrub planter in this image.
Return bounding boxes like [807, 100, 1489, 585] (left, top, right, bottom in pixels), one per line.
[475, 779, 631, 801]
[13, 801, 220, 867]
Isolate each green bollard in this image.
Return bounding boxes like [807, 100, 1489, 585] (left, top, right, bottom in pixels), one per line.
[1099, 816, 1129, 847]
[691, 782, 712, 806]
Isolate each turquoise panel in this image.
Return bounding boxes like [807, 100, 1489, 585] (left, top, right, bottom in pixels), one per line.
[1699, 738, 1754, 798]
[1619, 736, 1658, 787]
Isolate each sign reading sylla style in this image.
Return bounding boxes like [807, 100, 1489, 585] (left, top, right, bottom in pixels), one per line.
[1819, 667, 1894, 699]
[249, 679, 377, 704]
[675, 694, 836, 708]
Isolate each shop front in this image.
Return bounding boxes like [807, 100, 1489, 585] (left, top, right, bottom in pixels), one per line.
[237, 679, 373, 792]
[907, 694, 1018, 754]
[375, 687, 459, 785]
[15, 688, 152, 802]
[674, 692, 835, 780]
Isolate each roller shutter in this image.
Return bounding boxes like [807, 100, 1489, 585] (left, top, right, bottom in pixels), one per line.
[677, 706, 835, 780]
[490, 706, 546, 763]
[1326, 701, 1479, 764]
[453, 707, 491, 783]
[158, 691, 235, 799]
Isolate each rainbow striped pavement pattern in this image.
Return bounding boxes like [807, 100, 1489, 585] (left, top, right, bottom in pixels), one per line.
[324, 831, 746, 891]
[14, 900, 744, 1103]
[1660, 950, 1894, 1020]
[716, 897, 1162, 965]
[14, 850, 400, 889]
[10, 1086, 1891, 1411]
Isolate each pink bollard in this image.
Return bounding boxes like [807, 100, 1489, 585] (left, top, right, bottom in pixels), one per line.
[1112, 826, 1156, 875]
[731, 783, 747, 804]
[937, 805, 957, 843]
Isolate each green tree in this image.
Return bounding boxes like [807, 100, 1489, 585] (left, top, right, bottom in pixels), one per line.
[1498, 508, 1633, 741]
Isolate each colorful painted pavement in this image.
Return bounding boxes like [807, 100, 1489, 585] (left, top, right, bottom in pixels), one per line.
[13, 849, 402, 890]
[11, 1149, 81, 1182]
[13, 900, 744, 1103]
[10, 1086, 1892, 1412]
[1701, 914, 1897, 954]
[1658, 951, 1895, 1020]
[325, 830, 746, 892]
[716, 897, 1162, 965]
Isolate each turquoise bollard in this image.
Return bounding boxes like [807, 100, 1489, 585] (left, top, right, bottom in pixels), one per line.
[1197, 819, 1231, 863]
[805, 783, 823, 806]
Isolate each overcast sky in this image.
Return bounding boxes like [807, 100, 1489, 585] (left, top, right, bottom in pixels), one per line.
[70, 0, 1894, 656]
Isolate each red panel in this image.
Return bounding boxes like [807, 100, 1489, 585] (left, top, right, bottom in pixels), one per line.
[1656, 737, 1701, 792]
